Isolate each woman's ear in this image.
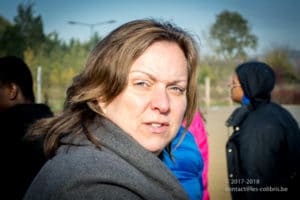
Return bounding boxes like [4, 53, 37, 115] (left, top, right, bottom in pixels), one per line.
[96, 97, 107, 114]
[8, 83, 19, 100]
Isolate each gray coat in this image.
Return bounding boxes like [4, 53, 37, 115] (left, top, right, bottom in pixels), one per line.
[23, 116, 189, 200]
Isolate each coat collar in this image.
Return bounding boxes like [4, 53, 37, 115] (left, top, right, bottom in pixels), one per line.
[226, 105, 251, 127]
[60, 115, 189, 200]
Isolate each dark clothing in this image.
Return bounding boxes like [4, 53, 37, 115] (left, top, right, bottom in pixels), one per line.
[0, 103, 53, 200]
[24, 116, 189, 200]
[235, 61, 275, 105]
[226, 103, 300, 200]
[226, 62, 300, 200]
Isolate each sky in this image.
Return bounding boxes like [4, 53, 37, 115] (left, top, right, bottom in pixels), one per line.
[1, 0, 300, 56]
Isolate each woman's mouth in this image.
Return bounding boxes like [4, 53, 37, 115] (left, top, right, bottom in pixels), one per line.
[145, 122, 169, 134]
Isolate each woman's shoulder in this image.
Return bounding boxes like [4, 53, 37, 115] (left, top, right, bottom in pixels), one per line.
[255, 103, 297, 124]
[29, 146, 136, 190]
[25, 145, 147, 200]
[49, 145, 128, 174]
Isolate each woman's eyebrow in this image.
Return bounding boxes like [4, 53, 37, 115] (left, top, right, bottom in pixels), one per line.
[129, 70, 187, 84]
[129, 70, 156, 80]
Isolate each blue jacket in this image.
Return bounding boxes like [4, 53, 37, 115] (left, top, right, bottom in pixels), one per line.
[163, 126, 204, 200]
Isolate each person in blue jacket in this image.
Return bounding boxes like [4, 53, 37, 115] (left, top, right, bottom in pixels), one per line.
[163, 126, 204, 200]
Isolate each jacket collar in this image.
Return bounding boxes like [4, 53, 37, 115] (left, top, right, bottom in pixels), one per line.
[226, 105, 251, 127]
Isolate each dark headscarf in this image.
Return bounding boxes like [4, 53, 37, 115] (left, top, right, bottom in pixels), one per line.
[235, 61, 275, 105]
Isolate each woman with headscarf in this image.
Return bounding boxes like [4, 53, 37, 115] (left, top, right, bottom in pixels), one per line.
[226, 61, 300, 200]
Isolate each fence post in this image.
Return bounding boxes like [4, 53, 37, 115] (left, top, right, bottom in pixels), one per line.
[205, 76, 210, 108]
[37, 66, 42, 103]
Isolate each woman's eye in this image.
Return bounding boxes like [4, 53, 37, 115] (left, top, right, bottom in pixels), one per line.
[170, 86, 185, 95]
[134, 81, 149, 87]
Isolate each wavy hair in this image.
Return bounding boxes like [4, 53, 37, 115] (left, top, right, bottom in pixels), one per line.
[28, 19, 200, 158]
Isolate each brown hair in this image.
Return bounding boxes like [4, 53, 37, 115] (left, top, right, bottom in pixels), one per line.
[29, 19, 200, 158]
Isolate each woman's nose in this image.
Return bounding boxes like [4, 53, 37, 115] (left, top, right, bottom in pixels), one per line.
[150, 87, 170, 113]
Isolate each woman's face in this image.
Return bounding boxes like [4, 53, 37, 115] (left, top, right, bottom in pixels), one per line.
[229, 73, 244, 103]
[99, 41, 188, 154]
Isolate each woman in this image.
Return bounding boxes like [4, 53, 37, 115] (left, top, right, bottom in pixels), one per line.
[226, 61, 300, 200]
[24, 19, 200, 200]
